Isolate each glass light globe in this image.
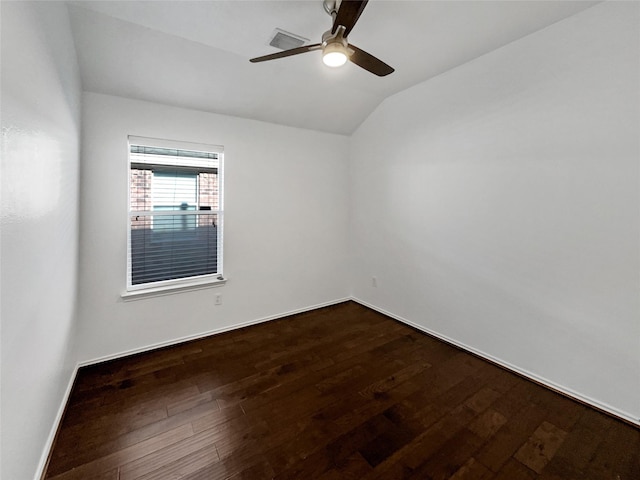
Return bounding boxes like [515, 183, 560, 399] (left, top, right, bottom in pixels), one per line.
[322, 42, 348, 67]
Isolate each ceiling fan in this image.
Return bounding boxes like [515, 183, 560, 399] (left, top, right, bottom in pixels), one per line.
[250, 0, 394, 77]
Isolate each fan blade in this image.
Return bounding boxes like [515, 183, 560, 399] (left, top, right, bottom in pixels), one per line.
[348, 44, 394, 76]
[332, 0, 368, 36]
[250, 43, 322, 63]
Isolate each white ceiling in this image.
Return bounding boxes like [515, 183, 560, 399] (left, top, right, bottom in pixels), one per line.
[67, 0, 599, 135]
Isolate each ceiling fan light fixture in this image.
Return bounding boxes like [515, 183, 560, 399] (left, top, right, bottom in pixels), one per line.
[249, 0, 394, 76]
[322, 42, 348, 67]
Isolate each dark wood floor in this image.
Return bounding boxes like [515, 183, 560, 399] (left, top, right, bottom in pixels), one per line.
[44, 301, 639, 480]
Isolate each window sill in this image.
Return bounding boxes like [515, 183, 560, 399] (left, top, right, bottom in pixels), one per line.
[121, 277, 227, 301]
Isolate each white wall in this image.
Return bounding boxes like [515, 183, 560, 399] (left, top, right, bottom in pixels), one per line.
[2, 3, 637, 477]
[0, 2, 82, 479]
[350, 1, 639, 422]
[76, 93, 350, 362]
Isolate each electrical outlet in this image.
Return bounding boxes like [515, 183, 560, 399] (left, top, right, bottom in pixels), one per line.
[372, 276, 378, 288]
[215, 293, 222, 305]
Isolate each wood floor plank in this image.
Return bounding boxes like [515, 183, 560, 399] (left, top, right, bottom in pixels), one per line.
[406, 428, 485, 480]
[44, 301, 639, 480]
[47, 424, 194, 480]
[133, 443, 219, 480]
[180, 451, 273, 480]
[537, 419, 604, 479]
[468, 408, 508, 439]
[580, 419, 640, 480]
[448, 457, 493, 479]
[117, 417, 248, 479]
[316, 452, 374, 480]
[513, 421, 567, 474]
[491, 458, 538, 480]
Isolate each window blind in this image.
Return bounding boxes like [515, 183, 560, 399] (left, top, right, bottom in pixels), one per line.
[127, 136, 223, 289]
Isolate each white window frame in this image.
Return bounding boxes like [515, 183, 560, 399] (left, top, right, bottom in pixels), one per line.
[122, 135, 225, 300]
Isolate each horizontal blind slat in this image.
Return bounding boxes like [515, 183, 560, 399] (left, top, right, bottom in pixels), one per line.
[130, 210, 221, 216]
[128, 136, 223, 288]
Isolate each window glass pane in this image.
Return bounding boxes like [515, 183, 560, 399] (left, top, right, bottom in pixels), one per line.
[198, 172, 219, 210]
[130, 169, 153, 213]
[130, 213, 218, 285]
[130, 145, 219, 170]
[152, 171, 197, 232]
[152, 171, 197, 209]
[128, 137, 222, 289]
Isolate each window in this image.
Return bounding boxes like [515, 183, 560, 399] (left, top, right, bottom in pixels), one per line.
[127, 136, 223, 293]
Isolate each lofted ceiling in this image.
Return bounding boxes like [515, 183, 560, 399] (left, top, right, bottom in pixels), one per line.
[67, 0, 599, 135]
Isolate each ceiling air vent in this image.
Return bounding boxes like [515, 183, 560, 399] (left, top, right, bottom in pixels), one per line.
[269, 28, 309, 50]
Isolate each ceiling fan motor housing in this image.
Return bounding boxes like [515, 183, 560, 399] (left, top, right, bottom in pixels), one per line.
[322, 26, 348, 50]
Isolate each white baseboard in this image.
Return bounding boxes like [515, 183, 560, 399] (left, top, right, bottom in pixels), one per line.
[351, 296, 640, 428]
[34, 364, 79, 480]
[36, 294, 637, 480]
[78, 297, 351, 367]
[37, 297, 350, 479]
